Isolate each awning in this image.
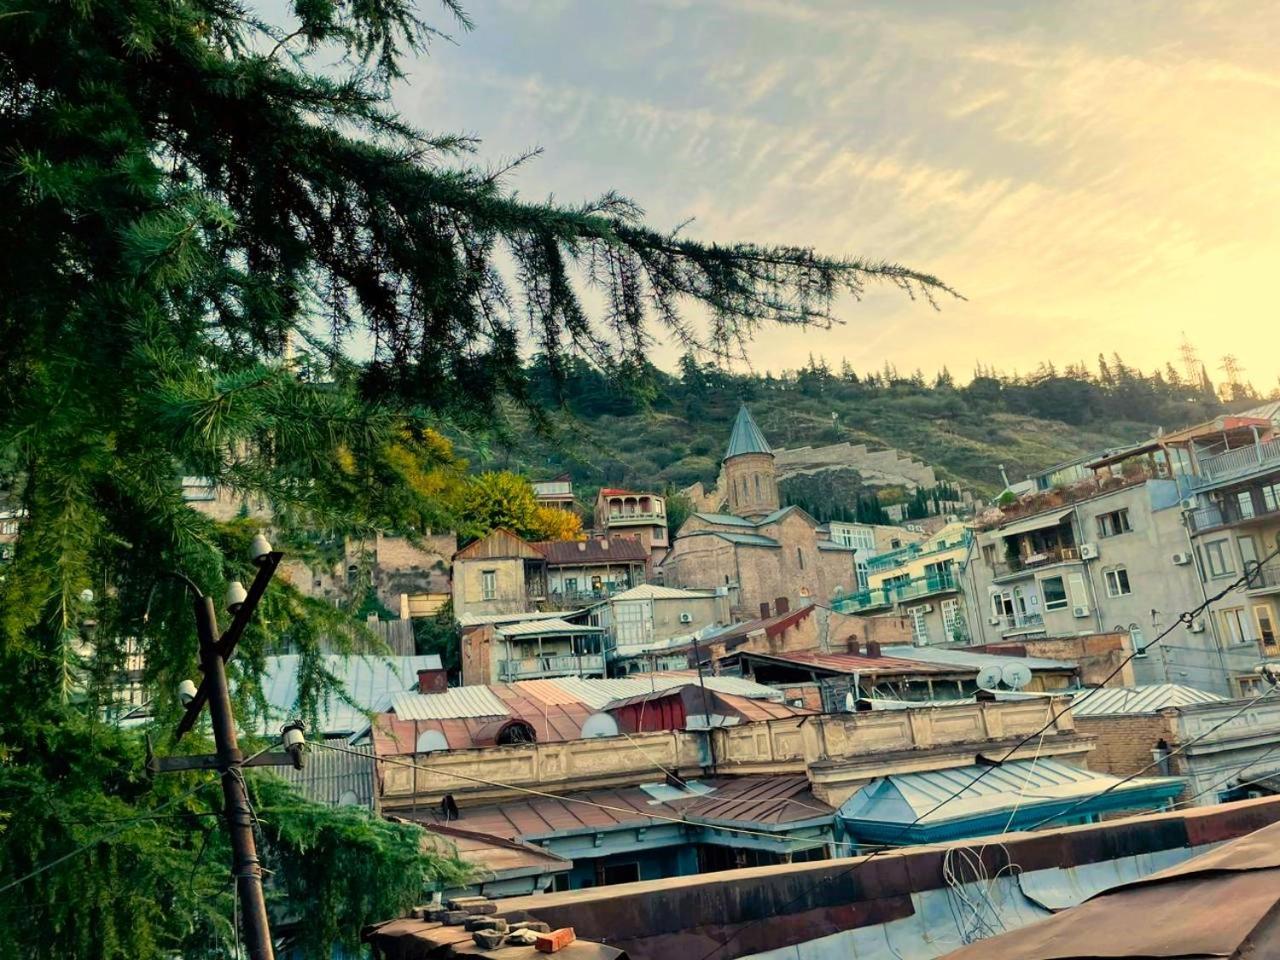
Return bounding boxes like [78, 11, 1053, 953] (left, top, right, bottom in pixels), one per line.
[837, 758, 1184, 845]
[995, 509, 1073, 540]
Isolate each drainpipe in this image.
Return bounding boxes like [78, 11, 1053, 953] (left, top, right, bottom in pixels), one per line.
[1182, 510, 1230, 694]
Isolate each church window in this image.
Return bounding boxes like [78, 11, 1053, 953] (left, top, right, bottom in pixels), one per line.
[797, 547, 805, 570]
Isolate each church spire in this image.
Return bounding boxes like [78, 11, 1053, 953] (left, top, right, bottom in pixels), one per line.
[724, 404, 773, 461]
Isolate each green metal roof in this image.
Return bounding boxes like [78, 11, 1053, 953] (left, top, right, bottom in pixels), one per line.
[724, 404, 773, 460]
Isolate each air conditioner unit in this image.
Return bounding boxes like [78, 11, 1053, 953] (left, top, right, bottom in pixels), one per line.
[678, 612, 693, 624]
[988, 617, 1001, 626]
[1188, 618, 1206, 633]
[1171, 552, 1192, 566]
[1078, 543, 1099, 560]
[1180, 497, 1197, 511]
[1072, 605, 1090, 618]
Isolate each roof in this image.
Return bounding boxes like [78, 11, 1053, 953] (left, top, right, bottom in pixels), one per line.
[276, 742, 375, 807]
[533, 537, 648, 565]
[605, 583, 718, 601]
[991, 508, 1073, 538]
[724, 404, 773, 460]
[943, 817, 1280, 960]
[1070, 683, 1227, 716]
[881, 645, 1077, 672]
[453, 528, 545, 562]
[411, 821, 572, 880]
[253, 654, 442, 737]
[839, 757, 1184, 842]
[598, 487, 659, 497]
[494, 617, 603, 638]
[409, 774, 833, 839]
[696, 603, 818, 652]
[689, 530, 781, 548]
[366, 918, 622, 960]
[817, 540, 858, 552]
[734, 648, 960, 677]
[690, 506, 807, 529]
[457, 609, 574, 628]
[389, 685, 510, 720]
[599, 683, 812, 723]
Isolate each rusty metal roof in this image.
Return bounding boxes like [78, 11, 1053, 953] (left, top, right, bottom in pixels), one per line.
[532, 537, 648, 565]
[942, 818, 1280, 959]
[737, 649, 960, 676]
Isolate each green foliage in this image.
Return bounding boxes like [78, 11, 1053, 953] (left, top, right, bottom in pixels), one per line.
[414, 599, 462, 674]
[456, 471, 582, 544]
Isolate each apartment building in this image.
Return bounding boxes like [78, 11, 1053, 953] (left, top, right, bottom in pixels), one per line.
[592, 488, 669, 572]
[832, 522, 970, 646]
[825, 521, 927, 588]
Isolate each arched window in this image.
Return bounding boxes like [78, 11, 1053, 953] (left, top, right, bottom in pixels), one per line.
[754, 474, 762, 498]
[1129, 623, 1146, 658]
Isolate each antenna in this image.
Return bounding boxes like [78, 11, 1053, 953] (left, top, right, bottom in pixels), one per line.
[976, 664, 1003, 690]
[1001, 662, 1033, 691]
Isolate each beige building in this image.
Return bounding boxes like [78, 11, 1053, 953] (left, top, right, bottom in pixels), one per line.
[451, 529, 549, 621]
[593, 488, 669, 572]
[586, 583, 732, 660]
[661, 406, 859, 617]
[460, 617, 607, 685]
[534, 536, 649, 607]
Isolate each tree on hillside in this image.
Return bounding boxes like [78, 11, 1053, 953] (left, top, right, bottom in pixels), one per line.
[456, 472, 584, 544]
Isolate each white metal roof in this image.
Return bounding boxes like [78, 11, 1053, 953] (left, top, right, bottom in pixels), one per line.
[388, 686, 510, 720]
[607, 583, 718, 601]
[253, 654, 442, 736]
[1070, 684, 1226, 717]
[495, 617, 604, 638]
[882, 645, 1076, 672]
[457, 610, 572, 628]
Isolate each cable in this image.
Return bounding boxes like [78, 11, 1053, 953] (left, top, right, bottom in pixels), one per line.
[315, 740, 851, 852]
[1023, 685, 1280, 832]
[684, 544, 1280, 960]
[0, 742, 275, 896]
[1174, 740, 1280, 809]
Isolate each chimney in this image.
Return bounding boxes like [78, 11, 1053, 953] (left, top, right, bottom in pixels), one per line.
[759, 601, 772, 619]
[774, 597, 790, 615]
[578, 541, 587, 552]
[601, 538, 610, 550]
[867, 640, 882, 658]
[848, 640, 861, 655]
[416, 668, 447, 694]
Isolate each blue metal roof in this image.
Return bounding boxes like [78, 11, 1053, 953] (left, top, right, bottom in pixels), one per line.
[692, 512, 756, 527]
[724, 404, 773, 460]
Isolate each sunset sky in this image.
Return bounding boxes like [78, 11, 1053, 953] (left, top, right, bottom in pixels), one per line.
[397, 0, 1280, 386]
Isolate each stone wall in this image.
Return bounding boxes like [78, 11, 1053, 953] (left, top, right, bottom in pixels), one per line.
[984, 632, 1136, 688]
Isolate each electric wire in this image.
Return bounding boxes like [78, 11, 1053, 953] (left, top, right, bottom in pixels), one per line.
[1175, 740, 1280, 808]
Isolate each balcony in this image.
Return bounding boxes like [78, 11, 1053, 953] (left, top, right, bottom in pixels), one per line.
[498, 654, 606, 680]
[1248, 561, 1280, 595]
[1191, 438, 1280, 489]
[606, 510, 665, 527]
[1188, 495, 1280, 534]
[549, 582, 637, 607]
[835, 571, 958, 613]
[998, 612, 1046, 635]
[992, 546, 1081, 579]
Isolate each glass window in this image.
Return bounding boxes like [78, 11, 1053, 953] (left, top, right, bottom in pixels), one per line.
[1219, 607, 1250, 644]
[909, 606, 930, 644]
[942, 598, 963, 641]
[1204, 540, 1234, 578]
[481, 569, 497, 600]
[1042, 576, 1069, 610]
[1129, 624, 1146, 657]
[1236, 491, 1256, 519]
[1239, 536, 1259, 572]
[1096, 509, 1132, 538]
[1255, 606, 1277, 649]
[1264, 483, 1280, 513]
[1105, 567, 1132, 597]
[992, 592, 1014, 618]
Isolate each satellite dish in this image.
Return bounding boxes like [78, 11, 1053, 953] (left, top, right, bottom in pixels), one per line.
[581, 712, 621, 738]
[415, 729, 449, 753]
[976, 665, 1004, 690]
[1001, 663, 1033, 691]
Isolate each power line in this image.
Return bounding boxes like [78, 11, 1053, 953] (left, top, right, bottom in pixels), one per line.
[1175, 742, 1280, 809]
[687, 544, 1280, 960]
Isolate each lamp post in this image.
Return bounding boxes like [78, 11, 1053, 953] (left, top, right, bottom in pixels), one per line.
[148, 534, 297, 960]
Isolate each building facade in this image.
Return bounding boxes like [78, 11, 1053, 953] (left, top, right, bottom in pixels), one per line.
[661, 406, 859, 616]
[826, 521, 927, 588]
[534, 536, 649, 607]
[592, 488, 669, 572]
[451, 529, 549, 621]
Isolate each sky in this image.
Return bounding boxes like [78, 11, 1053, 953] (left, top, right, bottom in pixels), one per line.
[393, 0, 1280, 385]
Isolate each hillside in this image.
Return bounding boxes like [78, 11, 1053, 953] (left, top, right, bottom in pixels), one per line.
[461, 354, 1239, 507]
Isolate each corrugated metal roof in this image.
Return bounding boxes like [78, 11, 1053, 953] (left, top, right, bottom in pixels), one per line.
[882, 645, 1077, 671]
[606, 584, 718, 601]
[692, 512, 756, 527]
[737, 649, 959, 676]
[253, 654, 441, 737]
[991, 508, 1073, 538]
[625, 671, 787, 701]
[724, 404, 773, 459]
[533, 537, 648, 565]
[389, 686, 510, 720]
[495, 617, 604, 638]
[276, 743, 375, 807]
[841, 758, 1183, 825]
[1071, 684, 1227, 716]
[457, 610, 571, 628]
[536, 676, 659, 709]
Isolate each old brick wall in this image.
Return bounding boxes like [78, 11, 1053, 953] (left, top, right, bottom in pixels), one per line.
[1076, 713, 1177, 777]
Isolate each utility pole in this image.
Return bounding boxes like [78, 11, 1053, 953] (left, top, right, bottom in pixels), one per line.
[149, 536, 300, 960]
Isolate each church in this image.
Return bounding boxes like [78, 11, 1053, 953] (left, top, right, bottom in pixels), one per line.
[660, 405, 859, 618]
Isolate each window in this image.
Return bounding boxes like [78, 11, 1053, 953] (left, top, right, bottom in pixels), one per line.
[1068, 573, 1089, 613]
[1236, 491, 1256, 520]
[1042, 576, 1069, 611]
[481, 569, 497, 601]
[797, 547, 805, 570]
[564, 577, 577, 594]
[754, 474, 762, 497]
[909, 606, 930, 644]
[982, 544, 997, 567]
[601, 862, 641, 886]
[992, 592, 1014, 619]
[1264, 483, 1280, 513]
[1129, 624, 1147, 658]
[1219, 607, 1253, 645]
[942, 598, 963, 641]
[0, 519, 17, 536]
[1096, 509, 1132, 538]
[1104, 567, 1132, 597]
[1255, 606, 1277, 649]
[1204, 539, 1235, 578]
[1239, 536, 1259, 573]
[890, 538, 902, 549]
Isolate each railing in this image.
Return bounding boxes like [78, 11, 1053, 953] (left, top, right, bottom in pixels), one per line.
[498, 654, 606, 680]
[993, 546, 1081, 577]
[606, 510, 665, 524]
[1193, 438, 1280, 488]
[835, 572, 958, 612]
[549, 583, 636, 605]
[864, 534, 973, 573]
[1000, 612, 1045, 633]
[1247, 561, 1280, 593]
[1188, 494, 1280, 533]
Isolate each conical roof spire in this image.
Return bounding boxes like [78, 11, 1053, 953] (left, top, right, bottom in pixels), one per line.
[724, 404, 773, 460]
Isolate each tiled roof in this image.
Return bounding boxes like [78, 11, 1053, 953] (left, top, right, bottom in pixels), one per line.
[1070, 684, 1227, 716]
[703, 531, 781, 547]
[724, 404, 773, 460]
[457, 610, 573, 628]
[533, 537, 649, 565]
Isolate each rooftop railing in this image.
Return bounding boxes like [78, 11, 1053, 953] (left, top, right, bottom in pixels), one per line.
[1192, 438, 1280, 489]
